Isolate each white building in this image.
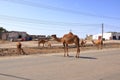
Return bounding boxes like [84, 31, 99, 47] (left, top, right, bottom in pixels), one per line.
[93, 32, 120, 40]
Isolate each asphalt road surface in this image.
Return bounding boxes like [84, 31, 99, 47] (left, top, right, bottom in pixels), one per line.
[0, 48, 120, 80]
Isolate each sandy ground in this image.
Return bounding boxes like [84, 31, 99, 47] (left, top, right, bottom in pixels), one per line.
[0, 40, 120, 56]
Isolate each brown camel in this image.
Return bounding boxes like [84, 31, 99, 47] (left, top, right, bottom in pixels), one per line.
[51, 32, 80, 58]
[46, 42, 51, 48]
[80, 39, 87, 47]
[38, 39, 51, 47]
[92, 39, 103, 49]
[16, 42, 26, 55]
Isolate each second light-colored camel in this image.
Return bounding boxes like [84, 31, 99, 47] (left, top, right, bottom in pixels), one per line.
[92, 39, 103, 49]
[38, 39, 51, 47]
[51, 32, 80, 58]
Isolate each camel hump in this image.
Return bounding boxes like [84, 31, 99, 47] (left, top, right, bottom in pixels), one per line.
[69, 32, 73, 35]
[63, 32, 74, 37]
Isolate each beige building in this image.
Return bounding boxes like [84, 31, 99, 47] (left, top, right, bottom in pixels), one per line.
[0, 31, 28, 41]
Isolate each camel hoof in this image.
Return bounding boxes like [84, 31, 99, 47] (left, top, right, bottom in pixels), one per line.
[64, 55, 66, 57]
[76, 56, 80, 58]
[67, 55, 69, 57]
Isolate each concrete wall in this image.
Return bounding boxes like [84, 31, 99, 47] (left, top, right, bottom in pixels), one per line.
[103, 33, 112, 40]
[112, 32, 120, 40]
[93, 32, 120, 40]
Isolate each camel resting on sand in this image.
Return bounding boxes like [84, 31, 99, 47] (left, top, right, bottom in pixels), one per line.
[92, 39, 103, 49]
[51, 32, 80, 58]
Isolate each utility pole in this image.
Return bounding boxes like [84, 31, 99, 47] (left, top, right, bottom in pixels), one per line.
[70, 29, 72, 32]
[102, 23, 104, 40]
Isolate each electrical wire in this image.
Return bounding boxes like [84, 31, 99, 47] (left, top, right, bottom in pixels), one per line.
[0, 15, 101, 27]
[1, 0, 120, 20]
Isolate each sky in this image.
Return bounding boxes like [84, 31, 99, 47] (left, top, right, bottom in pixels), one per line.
[0, 0, 120, 38]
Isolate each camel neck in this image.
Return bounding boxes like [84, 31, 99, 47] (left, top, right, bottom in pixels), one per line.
[54, 37, 62, 42]
[92, 40, 96, 44]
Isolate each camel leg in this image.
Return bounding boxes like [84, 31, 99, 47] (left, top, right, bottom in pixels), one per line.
[66, 44, 69, 57]
[63, 43, 66, 57]
[98, 46, 100, 50]
[101, 44, 103, 49]
[48, 43, 51, 48]
[75, 42, 80, 58]
[76, 45, 80, 58]
[17, 48, 21, 54]
[76, 48, 80, 58]
[99, 44, 101, 49]
[96, 45, 99, 50]
[97, 45, 99, 49]
[21, 48, 27, 55]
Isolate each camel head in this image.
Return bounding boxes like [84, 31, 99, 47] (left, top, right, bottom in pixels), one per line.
[51, 34, 62, 42]
[91, 40, 95, 44]
[51, 34, 57, 40]
[51, 34, 57, 38]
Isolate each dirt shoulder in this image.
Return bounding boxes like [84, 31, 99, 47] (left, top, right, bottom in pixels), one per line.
[0, 40, 120, 57]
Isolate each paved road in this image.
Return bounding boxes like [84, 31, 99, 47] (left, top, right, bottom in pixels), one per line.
[0, 48, 120, 80]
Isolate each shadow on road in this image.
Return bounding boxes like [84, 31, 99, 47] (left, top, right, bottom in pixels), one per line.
[68, 56, 97, 59]
[53, 55, 97, 60]
[80, 56, 97, 59]
[0, 73, 31, 80]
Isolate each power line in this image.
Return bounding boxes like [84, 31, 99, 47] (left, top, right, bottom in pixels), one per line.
[0, 19, 103, 35]
[1, 15, 119, 34]
[104, 24, 120, 28]
[0, 22, 65, 31]
[1, 0, 120, 20]
[0, 15, 101, 26]
[0, 21, 100, 32]
[0, 15, 102, 34]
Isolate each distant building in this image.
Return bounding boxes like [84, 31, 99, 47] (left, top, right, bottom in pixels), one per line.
[0, 31, 49, 41]
[86, 34, 93, 40]
[93, 32, 120, 40]
[30, 35, 46, 41]
[0, 31, 28, 41]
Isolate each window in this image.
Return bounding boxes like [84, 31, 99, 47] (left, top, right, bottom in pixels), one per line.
[18, 35, 22, 38]
[113, 36, 117, 40]
[118, 36, 120, 40]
